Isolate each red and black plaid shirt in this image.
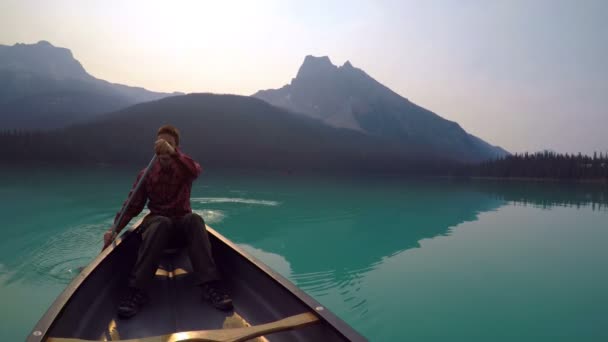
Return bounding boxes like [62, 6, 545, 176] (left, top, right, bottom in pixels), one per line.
[114, 148, 202, 232]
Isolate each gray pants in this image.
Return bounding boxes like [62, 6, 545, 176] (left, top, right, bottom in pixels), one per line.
[128, 213, 220, 290]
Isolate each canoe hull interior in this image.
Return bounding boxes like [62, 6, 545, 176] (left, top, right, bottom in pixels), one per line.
[31, 225, 364, 341]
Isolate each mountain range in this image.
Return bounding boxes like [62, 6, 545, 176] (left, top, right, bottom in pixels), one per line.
[254, 55, 507, 162]
[0, 41, 508, 169]
[0, 41, 179, 129]
[4, 93, 446, 173]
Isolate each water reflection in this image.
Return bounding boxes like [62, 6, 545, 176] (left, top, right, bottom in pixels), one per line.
[209, 177, 608, 323]
[223, 179, 504, 273]
[468, 180, 608, 210]
[1, 166, 607, 341]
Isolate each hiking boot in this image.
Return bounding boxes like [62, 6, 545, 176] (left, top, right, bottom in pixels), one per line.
[201, 281, 233, 311]
[118, 287, 149, 319]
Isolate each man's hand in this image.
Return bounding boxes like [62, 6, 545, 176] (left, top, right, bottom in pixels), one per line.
[155, 139, 176, 156]
[102, 230, 117, 251]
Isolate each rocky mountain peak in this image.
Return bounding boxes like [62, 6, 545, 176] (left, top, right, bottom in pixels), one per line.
[253, 54, 509, 162]
[342, 60, 353, 69]
[35, 40, 54, 47]
[0, 40, 86, 79]
[296, 55, 338, 80]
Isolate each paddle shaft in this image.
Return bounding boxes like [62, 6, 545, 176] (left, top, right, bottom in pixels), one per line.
[108, 154, 157, 246]
[46, 312, 319, 342]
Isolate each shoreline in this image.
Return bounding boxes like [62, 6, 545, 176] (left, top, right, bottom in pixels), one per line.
[454, 176, 608, 185]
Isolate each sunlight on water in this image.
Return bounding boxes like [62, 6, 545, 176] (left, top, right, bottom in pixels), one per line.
[191, 197, 281, 206]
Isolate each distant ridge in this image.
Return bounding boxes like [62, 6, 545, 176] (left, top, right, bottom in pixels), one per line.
[0, 40, 181, 129]
[1, 93, 466, 173]
[254, 55, 508, 162]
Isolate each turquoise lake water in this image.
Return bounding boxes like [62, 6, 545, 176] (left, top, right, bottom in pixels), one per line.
[1, 165, 607, 341]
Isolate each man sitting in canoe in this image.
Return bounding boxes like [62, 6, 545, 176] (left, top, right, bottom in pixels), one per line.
[103, 125, 233, 318]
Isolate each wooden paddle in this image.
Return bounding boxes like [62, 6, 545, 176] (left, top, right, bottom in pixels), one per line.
[47, 312, 319, 342]
[103, 155, 157, 251]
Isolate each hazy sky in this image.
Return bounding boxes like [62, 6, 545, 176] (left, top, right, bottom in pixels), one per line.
[1, 0, 606, 154]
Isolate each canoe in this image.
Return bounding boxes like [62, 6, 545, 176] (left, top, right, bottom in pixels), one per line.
[27, 218, 367, 342]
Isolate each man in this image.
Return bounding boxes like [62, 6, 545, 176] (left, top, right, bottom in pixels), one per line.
[103, 125, 232, 319]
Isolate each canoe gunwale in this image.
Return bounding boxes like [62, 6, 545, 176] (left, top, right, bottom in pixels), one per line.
[26, 224, 141, 342]
[206, 226, 367, 341]
[27, 222, 367, 342]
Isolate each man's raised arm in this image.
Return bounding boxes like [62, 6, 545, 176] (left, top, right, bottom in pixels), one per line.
[174, 147, 202, 179]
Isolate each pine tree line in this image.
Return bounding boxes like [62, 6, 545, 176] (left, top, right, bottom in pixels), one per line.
[2, 129, 607, 181]
[473, 150, 608, 180]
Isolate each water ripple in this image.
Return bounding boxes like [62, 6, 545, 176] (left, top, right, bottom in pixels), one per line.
[291, 266, 376, 318]
[192, 209, 226, 224]
[191, 197, 280, 206]
[5, 222, 106, 285]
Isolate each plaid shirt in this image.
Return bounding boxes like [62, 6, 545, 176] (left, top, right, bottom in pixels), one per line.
[114, 148, 202, 232]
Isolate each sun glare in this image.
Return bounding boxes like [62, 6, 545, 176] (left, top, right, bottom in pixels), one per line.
[124, 0, 271, 49]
